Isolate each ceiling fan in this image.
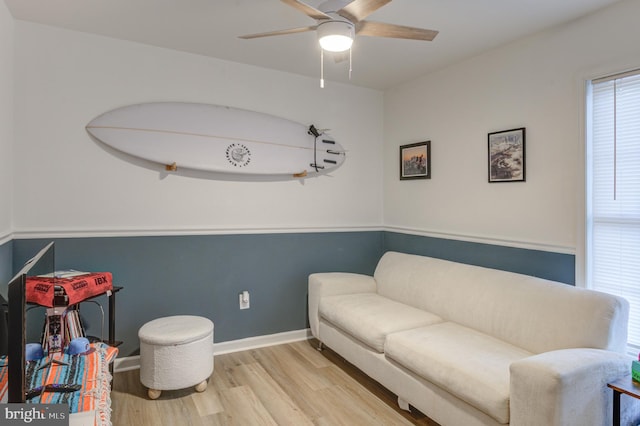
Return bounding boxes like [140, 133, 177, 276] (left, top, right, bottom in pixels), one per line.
[239, 0, 439, 52]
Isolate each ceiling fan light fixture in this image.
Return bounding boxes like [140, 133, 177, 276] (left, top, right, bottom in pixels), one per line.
[317, 20, 354, 52]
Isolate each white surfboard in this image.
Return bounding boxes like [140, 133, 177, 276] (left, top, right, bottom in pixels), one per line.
[86, 102, 345, 177]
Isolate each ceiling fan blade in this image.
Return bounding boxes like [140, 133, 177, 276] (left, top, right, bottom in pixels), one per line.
[337, 0, 391, 22]
[356, 21, 438, 41]
[239, 26, 317, 39]
[281, 0, 332, 20]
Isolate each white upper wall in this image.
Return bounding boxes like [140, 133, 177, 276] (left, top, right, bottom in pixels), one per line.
[0, 1, 13, 241]
[9, 0, 639, 247]
[383, 0, 640, 252]
[12, 22, 383, 235]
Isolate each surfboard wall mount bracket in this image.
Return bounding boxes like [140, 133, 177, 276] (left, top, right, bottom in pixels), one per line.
[165, 162, 178, 172]
[293, 170, 308, 178]
[307, 125, 321, 138]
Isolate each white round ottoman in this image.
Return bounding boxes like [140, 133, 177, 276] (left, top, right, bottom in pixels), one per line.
[139, 315, 214, 399]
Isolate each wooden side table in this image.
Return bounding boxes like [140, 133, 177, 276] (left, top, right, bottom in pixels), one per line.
[607, 375, 640, 426]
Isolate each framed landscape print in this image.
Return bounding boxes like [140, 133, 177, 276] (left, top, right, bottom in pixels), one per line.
[488, 128, 525, 182]
[400, 141, 431, 180]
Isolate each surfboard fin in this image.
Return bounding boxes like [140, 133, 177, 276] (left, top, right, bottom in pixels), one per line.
[165, 162, 178, 172]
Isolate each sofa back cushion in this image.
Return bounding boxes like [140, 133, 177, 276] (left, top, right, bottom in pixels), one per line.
[374, 252, 629, 354]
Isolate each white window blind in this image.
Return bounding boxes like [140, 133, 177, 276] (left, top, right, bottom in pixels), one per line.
[588, 70, 640, 350]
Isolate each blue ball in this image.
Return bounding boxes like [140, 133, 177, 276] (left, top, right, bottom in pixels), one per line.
[26, 343, 44, 361]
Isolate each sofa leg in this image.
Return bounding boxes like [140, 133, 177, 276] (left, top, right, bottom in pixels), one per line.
[317, 341, 324, 351]
[397, 397, 410, 412]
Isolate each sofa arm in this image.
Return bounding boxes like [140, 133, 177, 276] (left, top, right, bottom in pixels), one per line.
[308, 272, 377, 339]
[510, 348, 629, 426]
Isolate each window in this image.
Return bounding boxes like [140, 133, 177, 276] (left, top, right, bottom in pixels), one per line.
[587, 69, 640, 350]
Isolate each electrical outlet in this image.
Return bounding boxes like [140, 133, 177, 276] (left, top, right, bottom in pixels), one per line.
[239, 291, 250, 310]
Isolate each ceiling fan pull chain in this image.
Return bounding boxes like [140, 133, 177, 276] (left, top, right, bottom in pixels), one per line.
[320, 49, 325, 88]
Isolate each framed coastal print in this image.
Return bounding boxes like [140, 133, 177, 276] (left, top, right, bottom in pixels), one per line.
[400, 141, 431, 180]
[488, 127, 525, 182]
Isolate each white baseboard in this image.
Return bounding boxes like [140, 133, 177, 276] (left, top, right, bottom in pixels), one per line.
[114, 355, 141, 373]
[113, 328, 312, 373]
[212, 328, 312, 355]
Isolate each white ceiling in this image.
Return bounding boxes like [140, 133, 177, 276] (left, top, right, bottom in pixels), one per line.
[4, 0, 622, 90]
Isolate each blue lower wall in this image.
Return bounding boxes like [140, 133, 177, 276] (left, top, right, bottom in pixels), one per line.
[0, 240, 12, 297]
[382, 232, 575, 284]
[5, 230, 576, 357]
[12, 232, 383, 356]
[0, 240, 12, 355]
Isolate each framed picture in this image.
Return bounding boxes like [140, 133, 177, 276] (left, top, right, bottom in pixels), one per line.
[488, 127, 525, 182]
[400, 141, 431, 180]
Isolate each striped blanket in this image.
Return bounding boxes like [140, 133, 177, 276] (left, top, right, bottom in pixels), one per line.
[0, 342, 118, 426]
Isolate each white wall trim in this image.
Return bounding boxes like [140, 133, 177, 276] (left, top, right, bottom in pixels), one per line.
[12, 226, 383, 240]
[0, 232, 12, 246]
[113, 328, 312, 373]
[9, 226, 577, 255]
[384, 226, 576, 255]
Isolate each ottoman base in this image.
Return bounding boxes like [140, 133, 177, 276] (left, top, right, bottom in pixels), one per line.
[147, 379, 207, 400]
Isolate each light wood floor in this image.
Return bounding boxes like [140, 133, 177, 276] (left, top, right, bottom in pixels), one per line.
[111, 339, 439, 425]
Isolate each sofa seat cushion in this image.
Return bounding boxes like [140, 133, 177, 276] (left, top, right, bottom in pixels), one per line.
[385, 322, 533, 424]
[319, 293, 442, 352]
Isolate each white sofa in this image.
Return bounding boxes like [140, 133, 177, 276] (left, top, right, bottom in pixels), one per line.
[308, 251, 630, 426]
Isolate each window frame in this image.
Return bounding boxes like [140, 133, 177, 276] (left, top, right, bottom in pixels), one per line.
[583, 67, 640, 354]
